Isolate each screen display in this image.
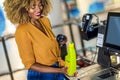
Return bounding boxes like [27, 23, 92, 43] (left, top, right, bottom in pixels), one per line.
[104, 12, 120, 51]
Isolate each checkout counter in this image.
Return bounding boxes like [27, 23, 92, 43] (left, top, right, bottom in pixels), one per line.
[57, 12, 120, 80]
[68, 12, 120, 80]
[69, 64, 120, 80]
[68, 50, 120, 80]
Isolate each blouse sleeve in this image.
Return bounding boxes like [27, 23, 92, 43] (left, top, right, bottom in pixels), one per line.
[15, 30, 35, 69]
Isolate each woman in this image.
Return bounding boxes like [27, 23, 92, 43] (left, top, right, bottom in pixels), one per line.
[4, 0, 69, 80]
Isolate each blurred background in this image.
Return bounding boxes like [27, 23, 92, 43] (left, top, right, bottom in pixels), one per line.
[0, 0, 120, 80]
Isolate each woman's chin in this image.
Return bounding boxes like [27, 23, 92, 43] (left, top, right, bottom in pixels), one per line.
[35, 16, 41, 19]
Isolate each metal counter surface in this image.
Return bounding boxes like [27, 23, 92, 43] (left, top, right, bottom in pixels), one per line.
[68, 64, 120, 80]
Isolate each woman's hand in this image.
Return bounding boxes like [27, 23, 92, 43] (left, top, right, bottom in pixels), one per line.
[60, 67, 78, 77]
[60, 67, 68, 74]
[72, 71, 78, 77]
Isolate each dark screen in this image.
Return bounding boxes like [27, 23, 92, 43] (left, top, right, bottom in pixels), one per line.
[104, 12, 120, 50]
[106, 16, 120, 46]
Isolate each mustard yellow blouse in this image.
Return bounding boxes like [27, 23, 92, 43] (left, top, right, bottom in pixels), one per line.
[15, 16, 64, 69]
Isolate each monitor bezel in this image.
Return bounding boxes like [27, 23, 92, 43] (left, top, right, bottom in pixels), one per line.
[103, 12, 120, 51]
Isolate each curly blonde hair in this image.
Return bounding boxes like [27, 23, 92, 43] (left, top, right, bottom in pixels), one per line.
[4, 0, 52, 24]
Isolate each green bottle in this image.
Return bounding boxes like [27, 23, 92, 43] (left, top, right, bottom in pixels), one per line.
[65, 41, 76, 76]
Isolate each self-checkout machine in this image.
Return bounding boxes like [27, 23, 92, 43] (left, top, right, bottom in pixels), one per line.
[69, 12, 120, 80]
[76, 12, 120, 80]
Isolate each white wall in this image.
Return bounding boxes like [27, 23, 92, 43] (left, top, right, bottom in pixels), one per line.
[0, 0, 4, 6]
[48, 0, 63, 26]
[48, 0, 68, 39]
[76, 0, 95, 16]
[76, 0, 120, 19]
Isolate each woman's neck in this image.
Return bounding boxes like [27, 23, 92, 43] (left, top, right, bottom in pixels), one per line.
[30, 19, 47, 36]
[31, 19, 39, 26]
